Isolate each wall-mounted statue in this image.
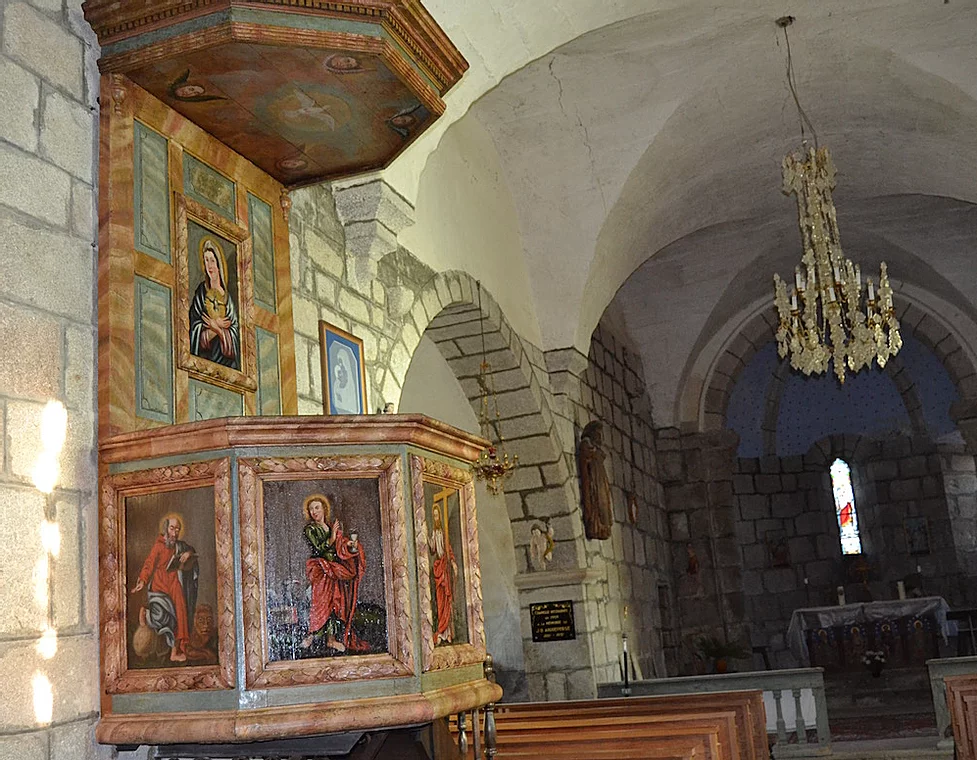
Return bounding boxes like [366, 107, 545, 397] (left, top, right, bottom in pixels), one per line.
[578, 420, 613, 540]
[529, 520, 555, 572]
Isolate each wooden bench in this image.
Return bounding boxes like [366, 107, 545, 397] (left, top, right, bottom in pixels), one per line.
[946, 674, 977, 759]
[450, 690, 766, 760]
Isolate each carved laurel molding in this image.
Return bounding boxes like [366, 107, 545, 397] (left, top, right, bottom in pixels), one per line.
[238, 454, 414, 687]
[100, 459, 235, 693]
[410, 455, 487, 672]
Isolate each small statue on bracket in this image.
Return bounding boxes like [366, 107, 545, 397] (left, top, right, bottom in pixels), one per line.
[578, 420, 613, 540]
[529, 520, 555, 572]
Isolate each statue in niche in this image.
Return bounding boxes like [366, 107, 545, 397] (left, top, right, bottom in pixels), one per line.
[578, 420, 613, 540]
[529, 520, 554, 572]
[686, 543, 699, 576]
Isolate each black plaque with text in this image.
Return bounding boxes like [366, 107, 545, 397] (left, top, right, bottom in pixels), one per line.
[530, 600, 576, 642]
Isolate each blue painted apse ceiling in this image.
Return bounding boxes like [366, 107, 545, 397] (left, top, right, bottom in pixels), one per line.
[726, 334, 960, 458]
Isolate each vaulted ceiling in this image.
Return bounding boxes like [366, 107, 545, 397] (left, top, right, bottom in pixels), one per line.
[383, 0, 977, 426]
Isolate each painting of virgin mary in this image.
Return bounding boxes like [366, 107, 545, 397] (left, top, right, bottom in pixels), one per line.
[189, 235, 240, 369]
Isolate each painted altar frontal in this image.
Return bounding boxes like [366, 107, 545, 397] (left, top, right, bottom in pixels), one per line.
[97, 415, 500, 745]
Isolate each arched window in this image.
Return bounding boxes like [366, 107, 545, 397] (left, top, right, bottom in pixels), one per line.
[831, 458, 862, 555]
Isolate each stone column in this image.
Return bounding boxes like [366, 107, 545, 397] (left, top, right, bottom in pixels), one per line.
[333, 179, 415, 296]
[659, 428, 747, 673]
[514, 568, 605, 701]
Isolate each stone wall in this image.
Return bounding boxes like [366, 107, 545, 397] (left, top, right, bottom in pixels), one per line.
[734, 434, 977, 666]
[543, 319, 670, 688]
[287, 178, 672, 700]
[0, 0, 100, 757]
[657, 428, 748, 675]
[399, 335, 528, 700]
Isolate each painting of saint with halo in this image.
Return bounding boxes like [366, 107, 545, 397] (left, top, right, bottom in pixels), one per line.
[188, 224, 240, 370]
[261, 479, 389, 662]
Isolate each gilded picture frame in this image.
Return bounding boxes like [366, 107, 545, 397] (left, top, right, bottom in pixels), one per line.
[410, 454, 486, 672]
[319, 320, 368, 415]
[100, 459, 235, 693]
[175, 193, 257, 392]
[238, 454, 414, 688]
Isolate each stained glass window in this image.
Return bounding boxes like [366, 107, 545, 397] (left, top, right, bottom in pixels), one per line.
[831, 458, 862, 555]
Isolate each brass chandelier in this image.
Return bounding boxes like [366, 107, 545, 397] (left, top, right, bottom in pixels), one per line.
[772, 16, 902, 384]
[471, 282, 518, 494]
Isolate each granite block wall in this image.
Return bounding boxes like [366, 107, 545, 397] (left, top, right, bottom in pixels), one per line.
[657, 428, 749, 675]
[0, 1, 100, 757]
[286, 179, 672, 699]
[734, 433, 977, 666]
[544, 320, 670, 687]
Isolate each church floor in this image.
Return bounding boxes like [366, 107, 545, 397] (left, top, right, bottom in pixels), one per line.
[830, 737, 952, 760]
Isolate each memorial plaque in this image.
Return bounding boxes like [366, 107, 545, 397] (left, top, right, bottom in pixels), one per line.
[530, 600, 576, 643]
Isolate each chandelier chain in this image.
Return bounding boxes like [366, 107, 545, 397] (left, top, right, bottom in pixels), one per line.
[772, 17, 902, 383]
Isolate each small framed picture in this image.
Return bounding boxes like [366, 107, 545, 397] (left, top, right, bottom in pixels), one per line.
[765, 529, 790, 568]
[175, 193, 256, 392]
[319, 320, 368, 415]
[904, 516, 931, 556]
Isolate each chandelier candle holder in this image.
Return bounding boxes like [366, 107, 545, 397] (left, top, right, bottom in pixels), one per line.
[471, 283, 518, 494]
[774, 145, 902, 384]
[772, 16, 901, 384]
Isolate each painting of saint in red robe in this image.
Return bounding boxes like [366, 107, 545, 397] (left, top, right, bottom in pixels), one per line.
[426, 484, 469, 647]
[125, 487, 219, 669]
[299, 494, 370, 653]
[261, 479, 388, 661]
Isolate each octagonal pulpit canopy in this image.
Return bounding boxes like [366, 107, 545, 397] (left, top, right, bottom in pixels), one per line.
[95, 415, 499, 745]
[81, 0, 468, 186]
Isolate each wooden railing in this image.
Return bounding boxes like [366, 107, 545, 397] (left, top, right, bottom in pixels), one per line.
[599, 668, 831, 758]
[928, 655, 977, 755]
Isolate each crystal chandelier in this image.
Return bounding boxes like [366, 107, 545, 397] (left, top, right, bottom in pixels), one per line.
[772, 16, 902, 384]
[471, 282, 517, 494]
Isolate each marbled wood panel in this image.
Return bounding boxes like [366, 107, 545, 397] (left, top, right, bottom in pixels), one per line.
[99, 416, 489, 464]
[410, 455, 487, 673]
[134, 276, 174, 423]
[99, 74, 138, 440]
[238, 455, 414, 687]
[249, 192, 276, 313]
[184, 153, 236, 221]
[133, 250, 173, 287]
[256, 328, 281, 416]
[133, 119, 170, 262]
[95, 679, 502, 745]
[274, 188, 297, 414]
[102, 77, 298, 434]
[188, 378, 243, 420]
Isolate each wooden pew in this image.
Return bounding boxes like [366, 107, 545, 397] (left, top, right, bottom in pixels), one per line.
[449, 690, 766, 760]
[946, 675, 977, 760]
[486, 713, 730, 760]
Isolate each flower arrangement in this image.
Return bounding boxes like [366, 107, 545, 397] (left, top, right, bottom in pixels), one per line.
[862, 650, 886, 676]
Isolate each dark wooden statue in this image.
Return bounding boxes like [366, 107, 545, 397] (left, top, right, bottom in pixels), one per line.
[578, 420, 613, 540]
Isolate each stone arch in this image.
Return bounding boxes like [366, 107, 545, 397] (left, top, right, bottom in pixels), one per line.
[388, 269, 608, 700]
[382, 268, 586, 568]
[685, 293, 977, 440]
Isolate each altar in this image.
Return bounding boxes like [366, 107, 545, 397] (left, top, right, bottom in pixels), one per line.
[787, 597, 950, 671]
